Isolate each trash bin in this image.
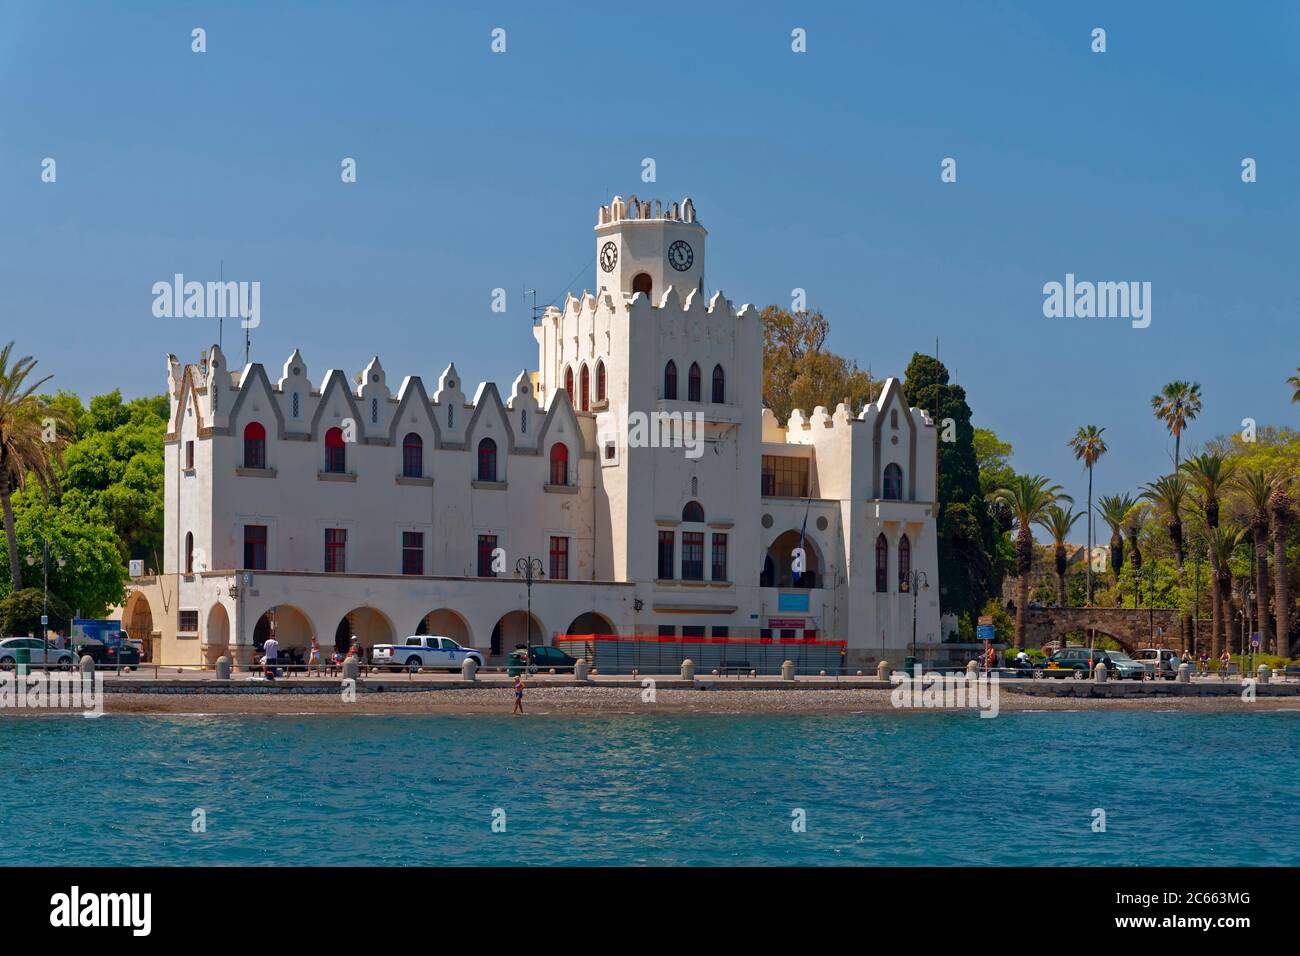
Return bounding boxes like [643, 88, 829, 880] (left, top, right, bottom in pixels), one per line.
[904, 655, 917, 677]
[15, 647, 30, 672]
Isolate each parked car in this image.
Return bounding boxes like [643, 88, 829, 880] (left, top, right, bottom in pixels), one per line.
[74, 637, 141, 670]
[371, 636, 485, 673]
[1098, 650, 1145, 680]
[0, 637, 78, 670]
[1133, 648, 1181, 680]
[508, 644, 578, 676]
[1037, 646, 1093, 679]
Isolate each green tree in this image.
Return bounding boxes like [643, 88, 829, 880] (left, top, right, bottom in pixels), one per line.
[1142, 474, 1192, 650]
[989, 474, 1069, 648]
[1231, 468, 1276, 652]
[0, 342, 73, 590]
[902, 354, 1005, 618]
[1150, 380, 1201, 467]
[1068, 425, 1107, 604]
[761, 307, 878, 424]
[1096, 493, 1137, 596]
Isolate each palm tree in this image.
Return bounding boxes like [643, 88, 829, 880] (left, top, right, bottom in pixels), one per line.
[1288, 368, 1300, 404]
[989, 475, 1069, 648]
[1035, 504, 1083, 608]
[1180, 451, 1236, 531]
[1150, 381, 1202, 467]
[0, 342, 70, 591]
[1068, 425, 1107, 604]
[1232, 468, 1275, 653]
[1096, 493, 1136, 601]
[1206, 526, 1245, 658]
[1142, 474, 1191, 650]
[1269, 476, 1292, 656]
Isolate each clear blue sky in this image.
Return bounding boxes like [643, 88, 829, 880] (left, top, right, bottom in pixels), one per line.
[3, 1, 1296, 521]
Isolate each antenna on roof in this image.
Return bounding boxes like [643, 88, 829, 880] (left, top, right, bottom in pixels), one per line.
[218, 259, 224, 354]
[524, 287, 542, 324]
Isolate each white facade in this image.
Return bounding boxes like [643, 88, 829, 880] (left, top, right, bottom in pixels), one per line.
[131, 196, 941, 670]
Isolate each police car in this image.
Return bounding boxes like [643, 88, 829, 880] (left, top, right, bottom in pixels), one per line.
[371, 636, 485, 673]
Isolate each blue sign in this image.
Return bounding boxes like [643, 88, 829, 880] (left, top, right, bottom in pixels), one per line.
[977, 624, 996, 642]
[40, 614, 49, 626]
[1251, 633, 1261, 648]
[778, 592, 810, 613]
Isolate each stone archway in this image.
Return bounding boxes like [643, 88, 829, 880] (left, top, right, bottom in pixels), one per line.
[252, 605, 316, 657]
[764, 529, 823, 589]
[1023, 607, 1181, 653]
[489, 610, 546, 659]
[204, 603, 231, 667]
[416, 608, 473, 647]
[564, 611, 615, 636]
[123, 590, 156, 662]
[334, 606, 396, 658]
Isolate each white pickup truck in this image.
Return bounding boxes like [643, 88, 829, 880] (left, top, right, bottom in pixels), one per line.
[371, 636, 485, 673]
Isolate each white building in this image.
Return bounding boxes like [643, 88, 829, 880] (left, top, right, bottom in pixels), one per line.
[126, 195, 941, 671]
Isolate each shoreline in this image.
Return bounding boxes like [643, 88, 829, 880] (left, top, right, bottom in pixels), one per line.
[4, 686, 1297, 717]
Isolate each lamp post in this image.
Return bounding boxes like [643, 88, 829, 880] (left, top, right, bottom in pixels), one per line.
[515, 556, 544, 669]
[903, 569, 929, 676]
[25, 539, 67, 638]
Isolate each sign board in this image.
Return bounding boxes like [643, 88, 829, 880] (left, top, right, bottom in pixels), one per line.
[778, 592, 810, 613]
[72, 618, 123, 645]
[767, 618, 806, 630]
[978, 615, 993, 627]
[40, 614, 49, 626]
[128, 559, 144, 577]
[977, 624, 996, 642]
[1251, 633, 1261, 648]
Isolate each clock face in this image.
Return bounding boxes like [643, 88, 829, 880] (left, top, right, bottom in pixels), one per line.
[599, 241, 618, 273]
[668, 240, 694, 271]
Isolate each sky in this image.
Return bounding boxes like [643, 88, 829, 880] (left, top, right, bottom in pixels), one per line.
[2, 1, 1297, 522]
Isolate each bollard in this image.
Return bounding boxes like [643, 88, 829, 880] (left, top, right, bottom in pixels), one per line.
[1177, 662, 1191, 684]
[876, 660, 890, 681]
[216, 655, 232, 680]
[781, 660, 795, 681]
[461, 657, 478, 682]
[573, 658, 590, 681]
[1258, 664, 1271, 685]
[680, 658, 695, 681]
[966, 660, 979, 682]
[1094, 662, 1108, 683]
[80, 655, 95, 676]
[342, 658, 360, 681]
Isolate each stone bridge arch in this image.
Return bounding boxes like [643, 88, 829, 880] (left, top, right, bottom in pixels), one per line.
[1022, 607, 1182, 654]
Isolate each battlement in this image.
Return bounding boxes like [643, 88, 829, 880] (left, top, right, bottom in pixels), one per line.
[597, 194, 698, 227]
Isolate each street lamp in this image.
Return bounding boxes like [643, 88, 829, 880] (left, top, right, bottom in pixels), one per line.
[902, 569, 929, 675]
[25, 539, 67, 638]
[514, 556, 544, 669]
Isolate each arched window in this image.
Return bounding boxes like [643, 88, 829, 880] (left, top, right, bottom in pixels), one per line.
[291, 392, 300, 418]
[580, 365, 590, 412]
[663, 361, 677, 400]
[564, 367, 574, 396]
[596, 361, 606, 403]
[478, 437, 498, 482]
[632, 273, 652, 298]
[883, 463, 903, 500]
[712, 364, 725, 403]
[447, 404, 454, 429]
[682, 501, 705, 523]
[243, 421, 266, 469]
[875, 534, 888, 592]
[898, 535, 911, 591]
[402, 432, 423, 478]
[325, 426, 346, 473]
[185, 532, 194, 574]
[549, 443, 569, 486]
[520, 408, 527, 434]
[890, 409, 899, 428]
[687, 362, 702, 402]
[371, 397, 378, 424]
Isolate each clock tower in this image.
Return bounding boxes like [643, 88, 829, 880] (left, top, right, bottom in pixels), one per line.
[595, 195, 706, 304]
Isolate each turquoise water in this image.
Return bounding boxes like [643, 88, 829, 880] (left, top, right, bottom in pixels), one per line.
[2, 711, 1297, 866]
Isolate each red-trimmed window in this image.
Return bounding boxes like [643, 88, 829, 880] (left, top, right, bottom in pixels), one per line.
[243, 422, 266, 469]
[325, 426, 346, 474]
[564, 367, 574, 397]
[549, 536, 569, 581]
[184, 532, 194, 574]
[402, 531, 423, 575]
[596, 361, 606, 403]
[580, 365, 590, 412]
[477, 534, 498, 577]
[663, 361, 677, 400]
[875, 534, 888, 593]
[712, 365, 725, 403]
[244, 525, 267, 570]
[325, 528, 347, 572]
[402, 432, 423, 478]
[687, 363, 702, 402]
[681, 532, 704, 581]
[711, 533, 728, 582]
[658, 531, 674, 580]
[549, 443, 568, 486]
[478, 438, 498, 482]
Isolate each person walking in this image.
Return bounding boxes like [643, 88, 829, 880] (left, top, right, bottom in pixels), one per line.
[513, 675, 525, 715]
[307, 636, 322, 675]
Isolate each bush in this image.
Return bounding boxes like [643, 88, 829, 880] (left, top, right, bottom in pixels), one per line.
[0, 588, 73, 636]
